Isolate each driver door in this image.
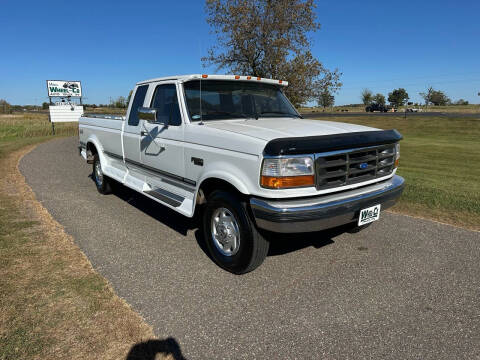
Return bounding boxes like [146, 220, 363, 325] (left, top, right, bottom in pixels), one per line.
[140, 82, 185, 191]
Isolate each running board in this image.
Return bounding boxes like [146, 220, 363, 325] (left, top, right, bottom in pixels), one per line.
[144, 188, 184, 208]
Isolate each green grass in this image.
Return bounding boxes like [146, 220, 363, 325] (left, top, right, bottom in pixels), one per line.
[0, 114, 77, 359]
[0, 113, 156, 359]
[0, 113, 78, 157]
[312, 114, 480, 229]
[0, 196, 51, 359]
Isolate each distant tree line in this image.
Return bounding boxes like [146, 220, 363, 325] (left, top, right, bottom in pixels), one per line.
[103, 90, 133, 109]
[0, 100, 45, 113]
[359, 86, 468, 111]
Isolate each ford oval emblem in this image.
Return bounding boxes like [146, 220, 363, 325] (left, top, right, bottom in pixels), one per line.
[359, 162, 368, 169]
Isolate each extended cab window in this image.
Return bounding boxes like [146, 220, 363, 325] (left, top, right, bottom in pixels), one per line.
[151, 84, 182, 126]
[128, 85, 148, 126]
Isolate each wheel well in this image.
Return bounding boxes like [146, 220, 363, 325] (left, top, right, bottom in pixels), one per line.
[86, 142, 98, 155]
[197, 178, 243, 205]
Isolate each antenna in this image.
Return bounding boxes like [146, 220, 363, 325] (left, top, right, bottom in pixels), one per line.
[199, 75, 203, 125]
[199, 38, 204, 125]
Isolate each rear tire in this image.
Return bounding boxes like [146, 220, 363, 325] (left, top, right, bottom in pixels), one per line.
[93, 154, 112, 195]
[203, 190, 269, 274]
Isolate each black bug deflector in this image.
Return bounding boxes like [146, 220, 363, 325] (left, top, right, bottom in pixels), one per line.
[263, 129, 403, 156]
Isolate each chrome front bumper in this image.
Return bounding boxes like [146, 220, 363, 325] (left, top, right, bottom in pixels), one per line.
[250, 175, 405, 233]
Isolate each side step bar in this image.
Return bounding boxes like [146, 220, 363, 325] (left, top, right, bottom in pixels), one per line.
[144, 187, 184, 208]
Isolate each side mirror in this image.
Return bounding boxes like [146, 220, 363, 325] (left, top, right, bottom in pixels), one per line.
[138, 107, 157, 123]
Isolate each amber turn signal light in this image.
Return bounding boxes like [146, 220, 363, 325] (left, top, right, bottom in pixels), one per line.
[394, 159, 399, 168]
[261, 175, 314, 189]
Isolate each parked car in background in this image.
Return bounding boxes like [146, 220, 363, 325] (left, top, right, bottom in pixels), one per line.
[365, 103, 393, 112]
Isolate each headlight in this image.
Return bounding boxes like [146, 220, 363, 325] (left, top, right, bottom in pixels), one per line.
[260, 156, 314, 189]
[395, 143, 400, 168]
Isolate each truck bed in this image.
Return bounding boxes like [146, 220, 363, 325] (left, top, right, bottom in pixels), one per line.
[79, 114, 125, 175]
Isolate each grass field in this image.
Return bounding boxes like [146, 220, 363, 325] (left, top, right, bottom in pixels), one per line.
[0, 113, 172, 360]
[0, 113, 77, 158]
[311, 114, 480, 230]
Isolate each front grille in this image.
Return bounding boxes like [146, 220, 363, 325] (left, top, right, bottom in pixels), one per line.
[315, 144, 397, 190]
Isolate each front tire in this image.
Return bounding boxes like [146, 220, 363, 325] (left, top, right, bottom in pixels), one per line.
[93, 154, 111, 194]
[203, 190, 269, 274]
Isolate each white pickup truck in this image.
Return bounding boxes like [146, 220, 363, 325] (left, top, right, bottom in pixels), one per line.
[79, 74, 404, 274]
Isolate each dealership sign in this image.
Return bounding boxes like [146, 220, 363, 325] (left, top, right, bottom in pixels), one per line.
[49, 103, 84, 123]
[46, 80, 82, 97]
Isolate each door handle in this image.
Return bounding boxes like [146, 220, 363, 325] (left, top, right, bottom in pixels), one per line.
[141, 130, 148, 136]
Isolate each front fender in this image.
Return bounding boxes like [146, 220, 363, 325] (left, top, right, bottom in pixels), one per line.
[193, 159, 259, 211]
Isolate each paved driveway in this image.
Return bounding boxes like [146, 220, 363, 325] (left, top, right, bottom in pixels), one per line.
[20, 137, 480, 359]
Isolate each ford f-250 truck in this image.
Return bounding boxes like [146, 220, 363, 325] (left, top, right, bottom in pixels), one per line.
[79, 74, 404, 274]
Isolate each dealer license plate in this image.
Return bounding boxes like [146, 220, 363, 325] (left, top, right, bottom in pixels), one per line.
[358, 204, 381, 226]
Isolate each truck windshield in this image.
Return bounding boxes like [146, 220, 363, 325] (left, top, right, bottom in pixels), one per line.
[183, 80, 300, 121]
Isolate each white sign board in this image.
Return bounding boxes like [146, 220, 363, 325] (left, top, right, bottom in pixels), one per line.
[47, 80, 82, 97]
[49, 104, 84, 123]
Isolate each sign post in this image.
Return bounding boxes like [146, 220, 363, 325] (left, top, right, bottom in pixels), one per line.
[46, 80, 84, 134]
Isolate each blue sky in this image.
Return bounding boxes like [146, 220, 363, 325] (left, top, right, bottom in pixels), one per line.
[0, 0, 478, 105]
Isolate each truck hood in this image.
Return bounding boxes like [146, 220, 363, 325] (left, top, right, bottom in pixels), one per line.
[203, 117, 378, 141]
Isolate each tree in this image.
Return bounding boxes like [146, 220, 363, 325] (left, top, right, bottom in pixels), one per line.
[318, 91, 334, 109]
[454, 99, 469, 105]
[42, 102, 49, 110]
[388, 88, 409, 109]
[0, 99, 11, 114]
[203, 0, 342, 107]
[361, 89, 373, 106]
[110, 96, 127, 108]
[430, 90, 450, 106]
[420, 87, 450, 106]
[420, 86, 433, 107]
[315, 69, 342, 107]
[373, 93, 386, 106]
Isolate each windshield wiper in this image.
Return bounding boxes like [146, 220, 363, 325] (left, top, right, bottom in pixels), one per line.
[258, 111, 303, 119]
[229, 112, 256, 120]
[197, 111, 256, 121]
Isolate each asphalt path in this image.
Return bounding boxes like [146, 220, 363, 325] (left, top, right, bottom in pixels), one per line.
[20, 137, 480, 359]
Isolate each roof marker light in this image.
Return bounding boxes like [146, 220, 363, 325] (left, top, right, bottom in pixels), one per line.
[235, 75, 240, 79]
[247, 76, 251, 80]
[202, 74, 208, 78]
[279, 80, 283, 84]
[257, 77, 261, 80]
